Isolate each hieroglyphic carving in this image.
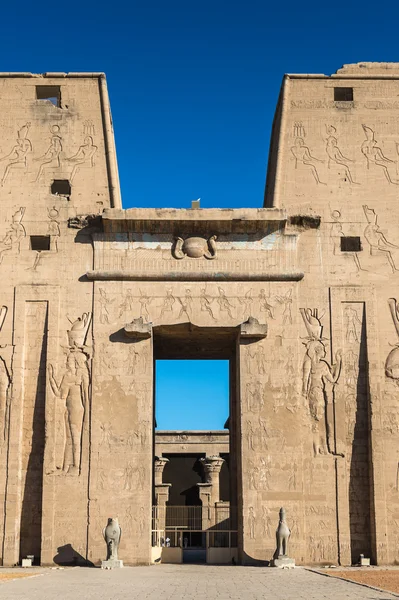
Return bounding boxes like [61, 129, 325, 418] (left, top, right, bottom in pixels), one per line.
[98, 288, 115, 324]
[246, 381, 264, 412]
[200, 288, 216, 320]
[217, 287, 235, 319]
[386, 298, 399, 384]
[48, 207, 61, 250]
[345, 305, 361, 343]
[363, 205, 399, 272]
[325, 125, 359, 185]
[0, 207, 26, 265]
[300, 308, 342, 456]
[118, 289, 134, 318]
[275, 289, 293, 324]
[291, 137, 326, 185]
[259, 289, 275, 319]
[48, 312, 92, 475]
[0, 123, 32, 185]
[139, 289, 152, 320]
[238, 289, 253, 319]
[159, 288, 175, 319]
[262, 506, 272, 536]
[293, 122, 305, 138]
[83, 120, 95, 136]
[66, 135, 97, 181]
[172, 235, 217, 260]
[361, 125, 398, 184]
[177, 289, 192, 320]
[34, 124, 62, 181]
[248, 506, 256, 539]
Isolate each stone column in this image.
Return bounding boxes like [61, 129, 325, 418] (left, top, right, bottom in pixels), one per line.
[198, 455, 224, 529]
[154, 457, 170, 542]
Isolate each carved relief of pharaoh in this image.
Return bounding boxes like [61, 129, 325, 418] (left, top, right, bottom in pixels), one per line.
[172, 235, 217, 259]
[300, 307, 342, 457]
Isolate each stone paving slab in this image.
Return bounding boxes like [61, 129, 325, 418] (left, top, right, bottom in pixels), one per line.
[1, 565, 398, 600]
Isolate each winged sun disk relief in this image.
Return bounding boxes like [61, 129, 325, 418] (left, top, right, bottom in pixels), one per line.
[172, 235, 217, 260]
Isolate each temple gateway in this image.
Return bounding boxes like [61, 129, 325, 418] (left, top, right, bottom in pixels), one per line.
[0, 62, 398, 566]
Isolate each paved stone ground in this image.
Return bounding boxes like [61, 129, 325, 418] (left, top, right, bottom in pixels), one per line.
[1, 565, 399, 600]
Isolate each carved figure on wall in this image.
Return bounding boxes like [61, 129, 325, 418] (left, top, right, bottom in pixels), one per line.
[291, 137, 326, 185]
[139, 289, 152, 320]
[160, 288, 175, 318]
[47, 207, 60, 250]
[276, 289, 293, 324]
[386, 298, 399, 384]
[299, 308, 324, 339]
[66, 135, 97, 181]
[0, 207, 26, 265]
[200, 288, 216, 320]
[246, 381, 264, 412]
[302, 339, 342, 456]
[172, 235, 217, 260]
[262, 506, 272, 536]
[248, 507, 256, 539]
[293, 122, 305, 138]
[103, 518, 121, 561]
[34, 125, 62, 181]
[274, 507, 290, 558]
[0, 123, 32, 185]
[67, 312, 92, 348]
[98, 288, 114, 324]
[345, 305, 361, 343]
[83, 120, 95, 136]
[361, 125, 398, 184]
[118, 289, 134, 318]
[259, 289, 275, 319]
[363, 205, 399, 273]
[217, 287, 234, 319]
[247, 420, 255, 450]
[300, 307, 342, 456]
[345, 349, 359, 389]
[178, 289, 192, 320]
[48, 346, 91, 475]
[330, 210, 344, 255]
[238, 289, 253, 318]
[325, 125, 359, 185]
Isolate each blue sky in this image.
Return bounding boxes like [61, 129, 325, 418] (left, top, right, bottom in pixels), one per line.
[156, 361, 229, 430]
[3, 0, 397, 428]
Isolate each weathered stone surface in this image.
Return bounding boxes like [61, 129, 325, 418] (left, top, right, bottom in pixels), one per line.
[0, 64, 398, 569]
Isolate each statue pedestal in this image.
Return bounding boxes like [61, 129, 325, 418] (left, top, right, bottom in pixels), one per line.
[271, 556, 295, 568]
[101, 559, 124, 569]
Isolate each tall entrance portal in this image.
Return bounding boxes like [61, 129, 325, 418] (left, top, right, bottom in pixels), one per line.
[152, 327, 236, 564]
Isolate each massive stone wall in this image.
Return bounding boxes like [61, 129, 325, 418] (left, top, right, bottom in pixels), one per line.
[0, 64, 398, 567]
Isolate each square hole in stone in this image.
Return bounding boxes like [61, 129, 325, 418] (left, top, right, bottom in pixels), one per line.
[36, 86, 61, 107]
[51, 180, 71, 196]
[334, 87, 353, 102]
[341, 236, 361, 252]
[30, 236, 50, 251]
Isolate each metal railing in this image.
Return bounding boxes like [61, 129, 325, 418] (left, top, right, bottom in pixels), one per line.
[152, 505, 237, 531]
[152, 529, 238, 548]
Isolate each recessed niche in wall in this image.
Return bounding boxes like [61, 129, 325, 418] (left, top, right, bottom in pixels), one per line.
[51, 180, 71, 197]
[30, 236, 51, 252]
[36, 86, 61, 107]
[334, 87, 353, 102]
[341, 236, 362, 252]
